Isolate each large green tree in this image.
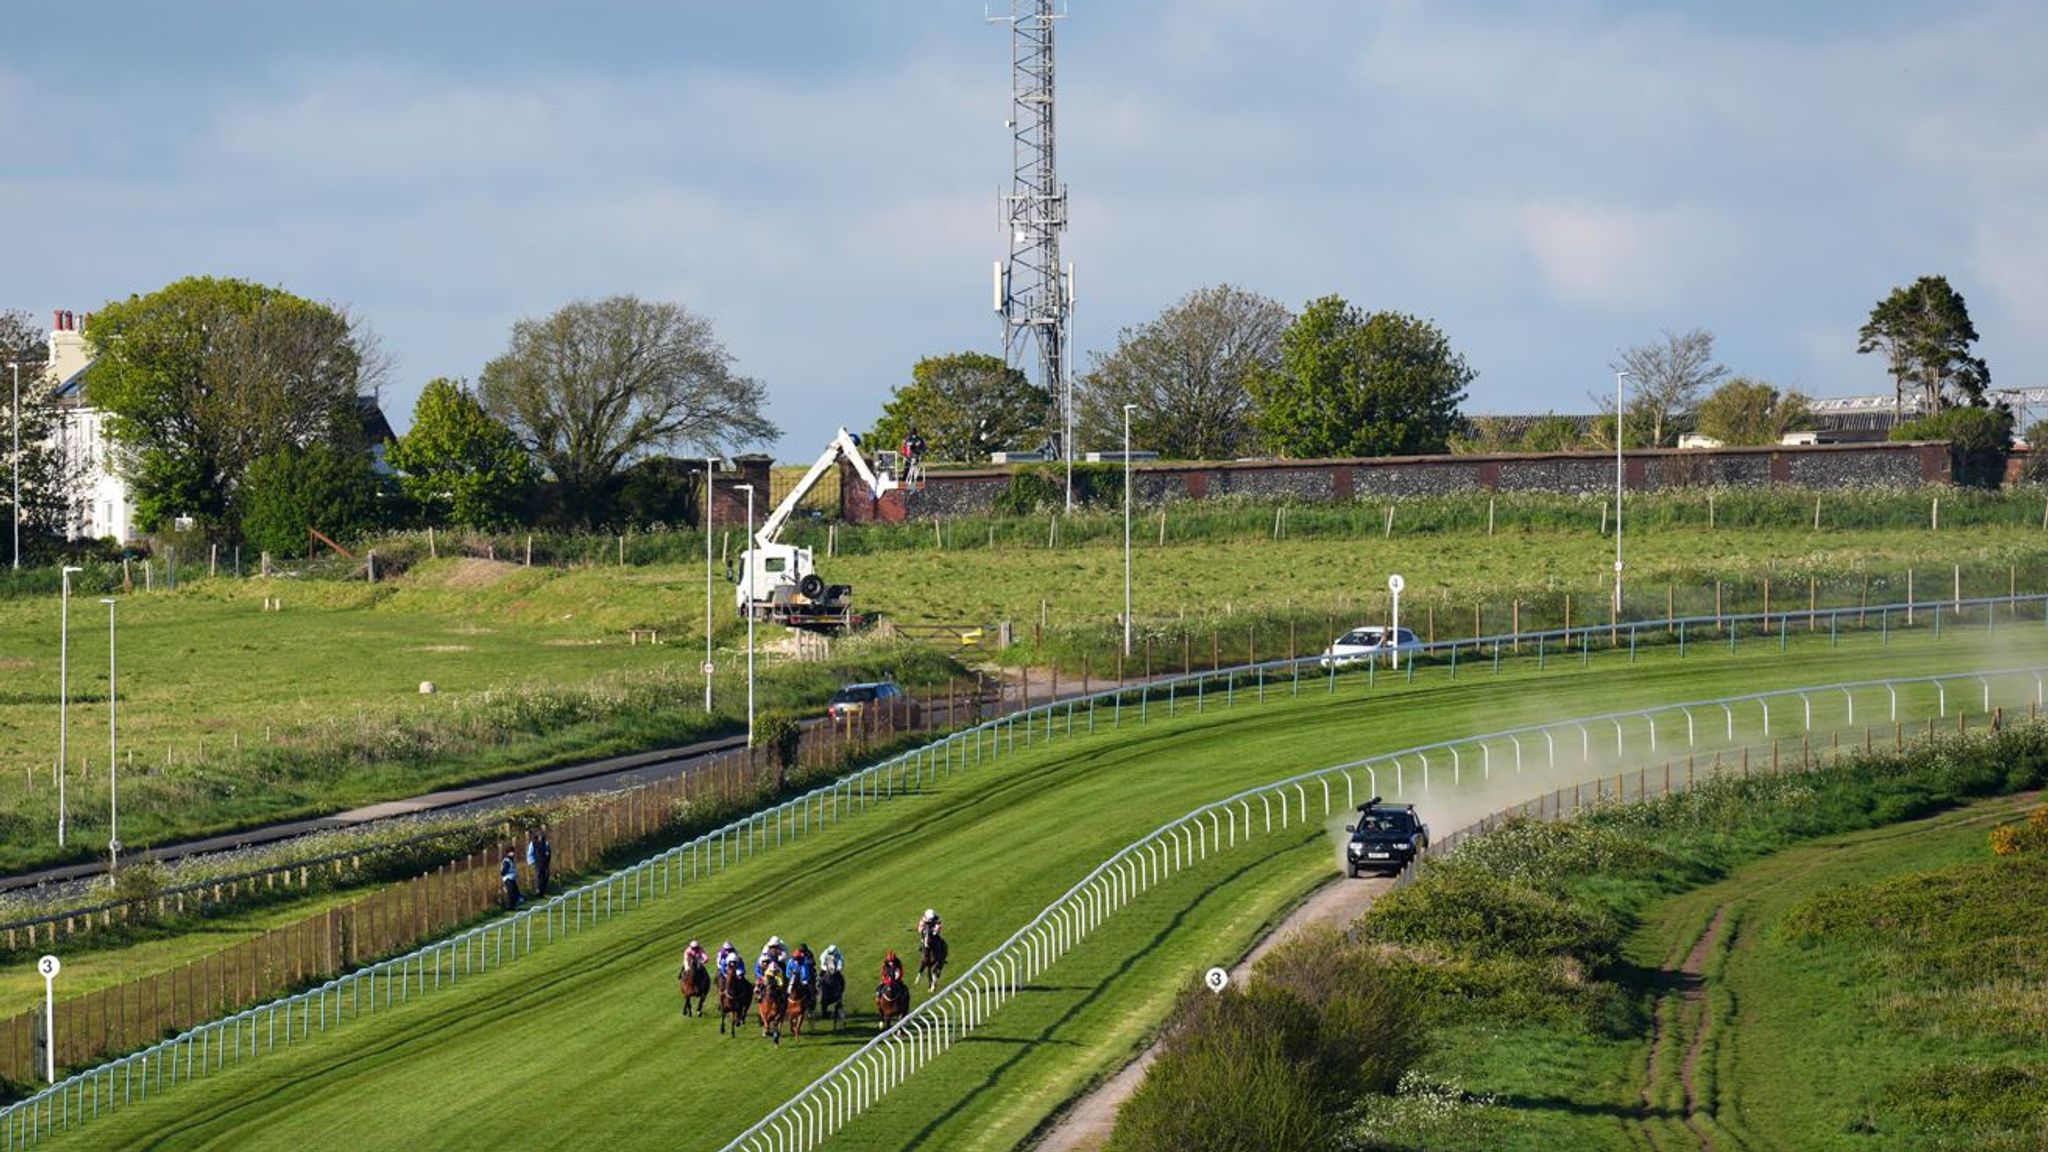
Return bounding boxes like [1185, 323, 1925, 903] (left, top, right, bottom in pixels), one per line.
[82, 277, 375, 535]
[478, 296, 775, 525]
[1077, 284, 1291, 459]
[385, 378, 534, 530]
[1693, 378, 1814, 445]
[1247, 297, 1472, 458]
[867, 352, 1047, 464]
[1857, 275, 1990, 414]
[238, 442, 384, 557]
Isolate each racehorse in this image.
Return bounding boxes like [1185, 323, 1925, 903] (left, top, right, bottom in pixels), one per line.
[818, 968, 847, 1030]
[718, 962, 753, 1037]
[787, 971, 814, 1038]
[678, 956, 711, 1017]
[918, 931, 949, 991]
[758, 970, 791, 1046]
[876, 975, 911, 1030]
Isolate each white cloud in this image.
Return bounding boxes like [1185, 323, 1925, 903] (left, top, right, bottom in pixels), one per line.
[1511, 198, 1742, 311]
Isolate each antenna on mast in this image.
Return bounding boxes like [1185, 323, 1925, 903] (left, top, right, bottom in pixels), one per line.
[990, 0, 1074, 508]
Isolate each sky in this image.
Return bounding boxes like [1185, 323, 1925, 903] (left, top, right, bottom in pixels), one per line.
[3, 1, 2045, 459]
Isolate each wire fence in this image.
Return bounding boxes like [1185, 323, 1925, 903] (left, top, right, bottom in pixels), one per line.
[4, 593, 2047, 1146]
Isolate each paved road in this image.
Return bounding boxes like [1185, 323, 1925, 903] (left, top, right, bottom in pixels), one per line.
[0, 732, 749, 894]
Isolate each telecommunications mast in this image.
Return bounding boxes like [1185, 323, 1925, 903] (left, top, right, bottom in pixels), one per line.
[991, 0, 1075, 508]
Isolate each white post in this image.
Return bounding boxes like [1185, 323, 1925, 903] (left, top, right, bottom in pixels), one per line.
[1387, 574, 1406, 670]
[9, 361, 19, 570]
[103, 598, 119, 874]
[1615, 369, 1630, 620]
[736, 484, 757, 746]
[1123, 404, 1136, 659]
[38, 954, 59, 1083]
[58, 567, 80, 847]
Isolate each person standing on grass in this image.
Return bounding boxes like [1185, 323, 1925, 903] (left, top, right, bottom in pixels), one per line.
[534, 828, 553, 895]
[500, 848, 521, 909]
[525, 833, 539, 893]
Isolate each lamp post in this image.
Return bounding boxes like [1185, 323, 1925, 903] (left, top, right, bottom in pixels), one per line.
[1614, 369, 1631, 619]
[1122, 404, 1137, 658]
[735, 483, 756, 746]
[9, 360, 19, 571]
[57, 566, 81, 847]
[705, 457, 717, 713]
[100, 597, 118, 875]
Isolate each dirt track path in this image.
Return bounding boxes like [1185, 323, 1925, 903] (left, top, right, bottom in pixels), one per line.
[1031, 873, 1393, 1152]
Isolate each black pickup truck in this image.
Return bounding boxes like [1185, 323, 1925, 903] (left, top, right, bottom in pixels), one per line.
[1345, 798, 1430, 877]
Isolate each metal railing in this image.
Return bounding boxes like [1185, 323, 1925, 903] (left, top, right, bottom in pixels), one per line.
[717, 663, 2048, 1151]
[3, 591, 2044, 1147]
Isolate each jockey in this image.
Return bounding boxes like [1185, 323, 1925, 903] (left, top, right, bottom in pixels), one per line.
[917, 908, 944, 946]
[788, 944, 815, 987]
[819, 944, 845, 975]
[757, 935, 788, 981]
[714, 940, 740, 976]
[880, 949, 905, 986]
[682, 939, 709, 972]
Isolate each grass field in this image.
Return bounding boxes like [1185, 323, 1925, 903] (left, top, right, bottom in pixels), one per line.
[5, 512, 2047, 878]
[1400, 794, 2044, 1151]
[0, 560, 964, 874]
[26, 627, 2048, 1149]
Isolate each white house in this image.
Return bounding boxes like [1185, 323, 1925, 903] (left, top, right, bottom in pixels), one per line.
[45, 309, 138, 543]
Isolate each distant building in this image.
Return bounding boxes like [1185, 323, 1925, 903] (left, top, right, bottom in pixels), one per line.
[45, 309, 136, 543]
[38, 307, 394, 543]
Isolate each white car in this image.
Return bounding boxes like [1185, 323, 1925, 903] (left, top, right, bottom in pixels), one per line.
[1317, 626, 1421, 669]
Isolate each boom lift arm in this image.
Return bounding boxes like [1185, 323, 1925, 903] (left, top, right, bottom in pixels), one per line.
[754, 427, 894, 547]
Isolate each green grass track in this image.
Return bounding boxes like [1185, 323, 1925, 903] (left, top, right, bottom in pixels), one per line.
[34, 628, 2048, 1151]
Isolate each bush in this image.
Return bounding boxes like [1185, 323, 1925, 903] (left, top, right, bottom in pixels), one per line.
[1108, 982, 1342, 1151]
[1359, 867, 1621, 970]
[1990, 805, 2048, 856]
[1893, 405, 2014, 489]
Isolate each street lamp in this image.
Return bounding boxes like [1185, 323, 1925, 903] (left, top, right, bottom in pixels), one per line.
[9, 360, 19, 571]
[100, 597, 119, 875]
[705, 457, 717, 714]
[1614, 369, 1631, 620]
[734, 483, 756, 746]
[1122, 404, 1137, 659]
[57, 566, 81, 848]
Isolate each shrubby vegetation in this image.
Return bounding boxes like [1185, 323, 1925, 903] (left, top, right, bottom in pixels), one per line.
[1123, 723, 2048, 1149]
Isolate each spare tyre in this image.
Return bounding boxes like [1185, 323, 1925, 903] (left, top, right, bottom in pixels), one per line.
[799, 573, 826, 599]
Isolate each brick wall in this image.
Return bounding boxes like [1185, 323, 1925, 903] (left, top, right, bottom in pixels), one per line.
[842, 442, 1954, 523]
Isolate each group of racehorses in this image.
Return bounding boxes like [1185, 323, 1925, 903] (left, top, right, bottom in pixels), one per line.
[677, 932, 949, 1044]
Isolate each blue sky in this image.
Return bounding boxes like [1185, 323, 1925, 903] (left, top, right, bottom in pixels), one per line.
[4, 2, 2044, 458]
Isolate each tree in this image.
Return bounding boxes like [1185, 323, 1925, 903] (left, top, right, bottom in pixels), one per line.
[867, 352, 1047, 464]
[82, 277, 378, 536]
[1076, 285, 1291, 459]
[1, 310, 84, 549]
[238, 443, 384, 556]
[1246, 297, 1472, 458]
[1609, 329, 1726, 447]
[1519, 414, 1586, 452]
[1857, 275, 1990, 415]
[385, 378, 534, 530]
[1693, 378, 1815, 445]
[478, 296, 776, 525]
